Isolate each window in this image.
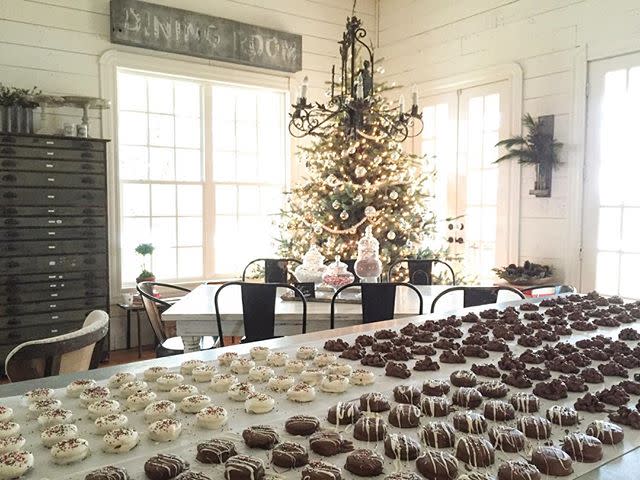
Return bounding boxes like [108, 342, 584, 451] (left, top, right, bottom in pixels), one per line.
[117, 69, 288, 287]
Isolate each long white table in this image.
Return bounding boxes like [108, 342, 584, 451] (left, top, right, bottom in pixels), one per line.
[163, 284, 525, 351]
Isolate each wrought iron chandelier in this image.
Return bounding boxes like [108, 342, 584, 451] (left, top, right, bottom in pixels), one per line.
[288, 15, 423, 142]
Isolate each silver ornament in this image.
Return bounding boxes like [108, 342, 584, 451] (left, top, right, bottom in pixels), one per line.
[354, 193, 363, 203]
[340, 210, 349, 220]
[364, 206, 377, 217]
[332, 200, 341, 210]
[325, 174, 339, 187]
[389, 191, 399, 200]
[313, 224, 323, 234]
[387, 231, 396, 240]
[355, 166, 367, 178]
[391, 151, 400, 160]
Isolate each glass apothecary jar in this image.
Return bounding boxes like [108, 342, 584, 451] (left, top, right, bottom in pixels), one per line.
[294, 244, 327, 284]
[322, 255, 355, 290]
[354, 226, 383, 283]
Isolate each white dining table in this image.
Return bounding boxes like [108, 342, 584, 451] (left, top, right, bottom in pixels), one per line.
[162, 283, 524, 352]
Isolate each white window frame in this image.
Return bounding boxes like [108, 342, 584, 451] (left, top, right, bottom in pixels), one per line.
[100, 49, 292, 300]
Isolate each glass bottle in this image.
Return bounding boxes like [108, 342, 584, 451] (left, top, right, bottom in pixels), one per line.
[354, 225, 383, 282]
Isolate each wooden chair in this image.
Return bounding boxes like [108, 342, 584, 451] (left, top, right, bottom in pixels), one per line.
[387, 258, 456, 285]
[5, 310, 109, 382]
[214, 281, 307, 346]
[521, 284, 577, 297]
[241, 258, 302, 283]
[136, 282, 217, 357]
[330, 282, 424, 329]
[430, 286, 525, 313]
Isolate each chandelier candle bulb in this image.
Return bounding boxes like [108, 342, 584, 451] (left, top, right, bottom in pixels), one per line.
[399, 95, 405, 113]
[412, 84, 419, 106]
[301, 76, 309, 100]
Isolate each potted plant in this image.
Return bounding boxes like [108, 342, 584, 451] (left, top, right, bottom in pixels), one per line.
[0, 83, 40, 133]
[135, 243, 155, 284]
[494, 113, 562, 197]
[493, 260, 554, 286]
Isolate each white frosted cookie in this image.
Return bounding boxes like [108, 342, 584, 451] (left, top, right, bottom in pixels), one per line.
[168, 384, 199, 401]
[313, 353, 337, 367]
[126, 391, 157, 411]
[196, 406, 228, 429]
[144, 400, 176, 423]
[227, 382, 256, 401]
[24, 388, 54, 403]
[245, 393, 275, 414]
[296, 346, 318, 360]
[94, 414, 128, 434]
[287, 383, 316, 403]
[351, 369, 375, 386]
[102, 427, 139, 453]
[248, 366, 275, 383]
[41, 424, 78, 448]
[325, 362, 353, 377]
[266, 352, 289, 367]
[37, 408, 73, 428]
[230, 358, 255, 375]
[28, 399, 62, 415]
[217, 352, 239, 367]
[148, 419, 182, 442]
[249, 346, 270, 361]
[268, 375, 296, 392]
[79, 386, 110, 406]
[180, 394, 211, 413]
[285, 360, 306, 374]
[143, 366, 168, 381]
[300, 368, 325, 386]
[320, 374, 350, 393]
[107, 372, 136, 389]
[0, 436, 25, 454]
[180, 359, 206, 375]
[66, 379, 97, 398]
[88, 399, 120, 418]
[119, 380, 149, 398]
[0, 450, 33, 479]
[192, 365, 216, 383]
[50, 438, 89, 464]
[0, 423, 20, 439]
[156, 374, 185, 391]
[210, 374, 238, 393]
[0, 408, 12, 423]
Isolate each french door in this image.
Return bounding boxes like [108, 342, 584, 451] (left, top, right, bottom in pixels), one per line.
[420, 81, 512, 282]
[582, 52, 640, 298]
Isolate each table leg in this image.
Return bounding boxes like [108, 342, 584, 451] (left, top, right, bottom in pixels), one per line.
[181, 336, 201, 353]
[136, 311, 142, 359]
[126, 310, 131, 350]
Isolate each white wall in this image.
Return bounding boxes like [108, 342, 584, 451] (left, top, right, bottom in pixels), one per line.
[0, 0, 377, 349]
[378, 0, 640, 285]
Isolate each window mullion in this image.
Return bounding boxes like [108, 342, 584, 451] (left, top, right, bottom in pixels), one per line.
[203, 83, 215, 279]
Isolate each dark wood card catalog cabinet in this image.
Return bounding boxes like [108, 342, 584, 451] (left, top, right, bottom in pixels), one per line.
[0, 133, 110, 369]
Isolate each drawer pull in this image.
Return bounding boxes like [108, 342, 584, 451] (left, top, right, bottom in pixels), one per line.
[4, 218, 18, 225]
[49, 304, 57, 308]
[51, 315, 59, 320]
[2, 192, 16, 199]
[47, 275, 57, 279]
[45, 163, 54, 168]
[48, 245, 56, 250]
[0, 160, 16, 167]
[51, 329, 59, 334]
[47, 194, 55, 199]
[49, 284, 57, 288]
[1, 174, 16, 182]
[48, 231, 55, 236]
[50, 293, 58, 298]
[47, 177, 55, 182]
[45, 140, 55, 145]
[46, 151, 55, 156]
[0, 147, 16, 155]
[47, 209, 55, 213]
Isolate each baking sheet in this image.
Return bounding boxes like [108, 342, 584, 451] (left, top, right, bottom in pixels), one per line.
[4, 301, 640, 480]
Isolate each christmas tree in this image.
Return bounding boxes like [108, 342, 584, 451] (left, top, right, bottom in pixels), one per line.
[277, 82, 447, 270]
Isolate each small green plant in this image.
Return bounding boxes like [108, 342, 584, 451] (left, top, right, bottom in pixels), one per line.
[0, 84, 40, 107]
[135, 243, 155, 280]
[494, 113, 562, 168]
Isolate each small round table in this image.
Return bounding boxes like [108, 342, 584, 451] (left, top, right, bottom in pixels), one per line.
[116, 303, 145, 358]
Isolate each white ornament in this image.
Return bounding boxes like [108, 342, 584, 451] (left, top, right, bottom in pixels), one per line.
[354, 193, 363, 203]
[355, 166, 367, 178]
[364, 206, 377, 217]
[325, 174, 339, 187]
[313, 224, 323, 234]
[339, 210, 349, 220]
[387, 231, 396, 240]
[389, 191, 399, 200]
[332, 200, 341, 210]
[391, 151, 400, 160]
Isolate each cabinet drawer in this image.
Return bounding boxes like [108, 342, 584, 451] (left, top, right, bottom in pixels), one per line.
[0, 270, 106, 286]
[0, 278, 107, 295]
[0, 226, 105, 241]
[0, 205, 105, 217]
[0, 134, 105, 151]
[0, 216, 105, 229]
[0, 239, 106, 257]
[0, 187, 105, 206]
[0, 310, 89, 330]
[0, 158, 105, 173]
[0, 296, 106, 318]
[2, 255, 107, 275]
[1, 286, 107, 304]
[0, 146, 104, 161]
[0, 171, 104, 189]
[0, 322, 82, 346]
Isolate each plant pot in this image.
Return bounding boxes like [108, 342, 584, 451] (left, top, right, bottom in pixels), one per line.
[0, 106, 11, 133]
[9, 105, 35, 133]
[135, 275, 156, 284]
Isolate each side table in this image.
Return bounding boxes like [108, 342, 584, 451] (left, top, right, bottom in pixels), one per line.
[116, 303, 146, 358]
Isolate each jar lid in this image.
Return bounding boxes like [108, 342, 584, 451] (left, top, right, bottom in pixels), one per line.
[325, 255, 349, 275]
[357, 225, 379, 252]
[301, 244, 325, 267]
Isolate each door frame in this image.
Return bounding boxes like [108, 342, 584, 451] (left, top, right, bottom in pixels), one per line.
[413, 63, 523, 265]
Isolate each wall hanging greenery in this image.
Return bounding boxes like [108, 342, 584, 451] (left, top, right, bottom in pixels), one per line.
[494, 113, 562, 197]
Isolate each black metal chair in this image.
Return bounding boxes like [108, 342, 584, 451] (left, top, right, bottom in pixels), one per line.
[521, 284, 577, 296]
[241, 258, 302, 283]
[430, 286, 526, 313]
[214, 281, 307, 347]
[342, 259, 359, 283]
[330, 282, 424, 329]
[387, 258, 456, 285]
[137, 282, 217, 357]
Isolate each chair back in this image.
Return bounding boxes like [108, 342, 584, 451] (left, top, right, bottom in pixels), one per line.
[387, 258, 456, 285]
[522, 284, 577, 297]
[136, 282, 191, 344]
[342, 259, 359, 284]
[214, 281, 307, 346]
[330, 282, 424, 329]
[241, 258, 302, 283]
[5, 310, 109, 382]
[430, 286, 525, 313]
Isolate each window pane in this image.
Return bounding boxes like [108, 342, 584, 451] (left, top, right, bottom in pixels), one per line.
[151, 217, 176, 248]
[620, 253, 640, 299]
[148, 77, 173, 114]
[151, 184, 176, 216]
[598, 207, 621, 251]
[122, 184, 149, 216]
[260, 186, 283, 216]
[119, 112, 147, 145]
[178, 185, 203, 216]
[238, 186, 260, 215]
[149, 148, 175, 181]
[175, 81, 201, 117]
[118, 72, 147, 111]
[178, 247, 203, 278]
[236, 93, 257, 123]
[175, 149, 202, 181]
[622, 208, 640, 252]
[216, 185, 237, 215]
[178, 217, 203, 246]
[149, 114, 174, 147]
[122, 217, 151, 250]
[237, 152, 258, 182]
[596, 251, 620, 295]
[212, 120, 236, 151]
[119, 146, 148, 180]
[153, 247, 177, 280]
[175, 117, 201, 149]
[213, 151, 236, 181]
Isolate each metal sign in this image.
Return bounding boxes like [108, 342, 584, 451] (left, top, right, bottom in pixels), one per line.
[110, 0, 302, 73]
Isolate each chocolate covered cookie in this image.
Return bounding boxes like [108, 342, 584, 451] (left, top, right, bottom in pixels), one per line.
[309, 431, 353, 456]
[196, 439, 237, 464]
[242, 425, 279, 449]
[271, 442, 308, 468]
[284, 415, 320, 436]
[344, 449, 383, 477]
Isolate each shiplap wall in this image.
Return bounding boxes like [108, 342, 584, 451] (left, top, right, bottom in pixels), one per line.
[0, 0, 377, 349]
[378, 0, 640, 284]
